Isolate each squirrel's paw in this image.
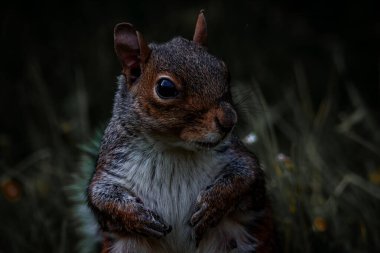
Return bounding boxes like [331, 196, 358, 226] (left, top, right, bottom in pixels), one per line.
[189, 187, 229, 246]
[103, 198, 172, 239]
[121, 202, 172, 238]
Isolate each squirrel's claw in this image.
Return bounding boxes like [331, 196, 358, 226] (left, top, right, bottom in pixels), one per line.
[190, 202, 208, 226]
[189, 188, 227, 246]
[135, 207, 172, 238]
[137, 224, 172, 239]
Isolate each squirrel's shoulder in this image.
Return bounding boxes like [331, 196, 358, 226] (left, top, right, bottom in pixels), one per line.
[217, 135, 261, 168]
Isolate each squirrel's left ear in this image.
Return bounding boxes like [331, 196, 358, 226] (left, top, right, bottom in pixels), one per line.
[193, 10, 207, 47]
[114, 23, 151, 83]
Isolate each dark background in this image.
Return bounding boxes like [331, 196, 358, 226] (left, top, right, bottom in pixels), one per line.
[1, 0, 380, 252]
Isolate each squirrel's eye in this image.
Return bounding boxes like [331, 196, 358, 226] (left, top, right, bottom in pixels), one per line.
[156, 78, 179, 99]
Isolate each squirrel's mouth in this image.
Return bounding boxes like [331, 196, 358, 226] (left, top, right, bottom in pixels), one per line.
[194, 141, 220, 148]
[193, 131, 231, 149]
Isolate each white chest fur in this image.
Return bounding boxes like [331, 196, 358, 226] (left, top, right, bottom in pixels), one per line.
[110, 146, 227, 253]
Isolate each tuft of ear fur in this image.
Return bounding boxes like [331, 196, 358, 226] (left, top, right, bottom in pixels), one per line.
[193, 9, 207, 47]
[114, 23, 151, 83]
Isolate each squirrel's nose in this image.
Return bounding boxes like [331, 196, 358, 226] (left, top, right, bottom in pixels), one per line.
[215, 102, 237, 133]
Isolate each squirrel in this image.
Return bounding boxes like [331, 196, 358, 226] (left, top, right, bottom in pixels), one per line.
[87, 10, 276, 253]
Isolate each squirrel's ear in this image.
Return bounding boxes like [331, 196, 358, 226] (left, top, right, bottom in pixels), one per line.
[193, 10, 207, 47]
[114, 23, 151, 82]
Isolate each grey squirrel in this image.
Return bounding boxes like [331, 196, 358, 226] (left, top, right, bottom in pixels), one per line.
[87, 10, 276, 253]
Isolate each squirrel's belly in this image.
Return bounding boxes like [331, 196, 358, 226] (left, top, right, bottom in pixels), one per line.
[140, 165, 218, 253]
[110, 155, 258, 253]
[151, 171, 210, 253]
[115, 152, 225, 252]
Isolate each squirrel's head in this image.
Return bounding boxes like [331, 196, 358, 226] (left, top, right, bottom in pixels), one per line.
[114, 11, 237, 150]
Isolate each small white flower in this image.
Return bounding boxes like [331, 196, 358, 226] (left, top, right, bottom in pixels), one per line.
[276, 153, 289, 162]
[243, 132, 257, 144]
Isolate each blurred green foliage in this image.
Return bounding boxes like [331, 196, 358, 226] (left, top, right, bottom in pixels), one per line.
[1, 0, 379, 252]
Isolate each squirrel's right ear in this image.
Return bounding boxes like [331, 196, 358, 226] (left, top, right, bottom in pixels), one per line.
[114, 23, 151, 83]
[193, 10, 207, 47]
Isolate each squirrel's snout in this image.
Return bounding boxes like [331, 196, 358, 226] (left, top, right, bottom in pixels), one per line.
[215, 103, 237, 134]
[215, 116, 234, 133]
[179, 102, 237, 147]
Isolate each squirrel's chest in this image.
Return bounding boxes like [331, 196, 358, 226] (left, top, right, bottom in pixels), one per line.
[119, 151, 225, 251]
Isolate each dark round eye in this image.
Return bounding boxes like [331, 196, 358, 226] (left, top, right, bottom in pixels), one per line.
[156, 78, 179, 99]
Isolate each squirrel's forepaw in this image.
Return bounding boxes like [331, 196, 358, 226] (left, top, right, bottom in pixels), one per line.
[189, 189, 227, 246]
[136, 205, 172, 238]
[124, 203, 172, 238]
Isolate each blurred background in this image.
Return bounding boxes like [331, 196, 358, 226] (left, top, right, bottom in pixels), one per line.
[1, 0, 380, 252]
